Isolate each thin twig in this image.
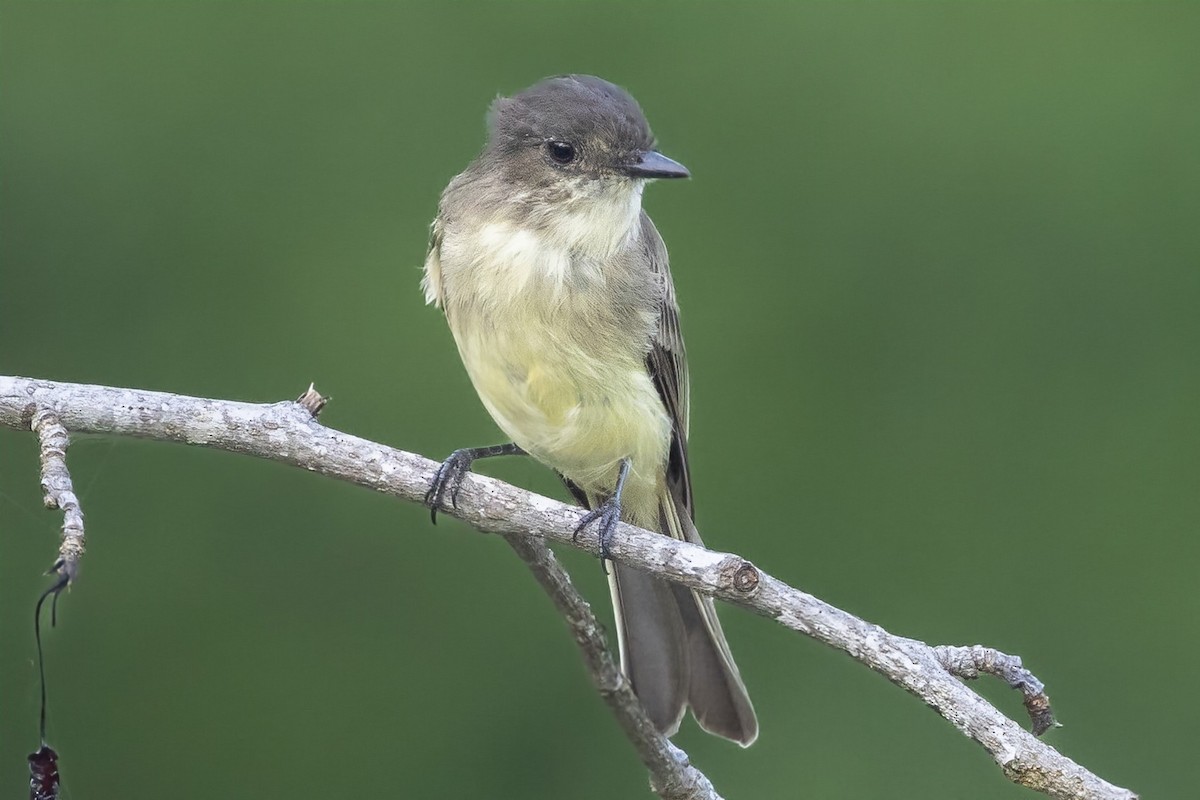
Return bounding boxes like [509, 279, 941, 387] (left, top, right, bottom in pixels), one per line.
[504, 535, 722, 800]
[0, 376, 1139, 800]
[935, 644, 1059, 736]
[29, 407, 85, 582]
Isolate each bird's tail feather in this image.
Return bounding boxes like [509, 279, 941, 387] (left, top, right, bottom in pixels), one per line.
[606, 490, 758, 746]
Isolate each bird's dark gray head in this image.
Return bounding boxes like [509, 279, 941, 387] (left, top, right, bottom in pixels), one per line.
[484, 75, 689, 184]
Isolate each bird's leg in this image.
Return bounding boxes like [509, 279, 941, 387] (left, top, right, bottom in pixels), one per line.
[425, 443, 525, 524]
[573, 458, 631, 563]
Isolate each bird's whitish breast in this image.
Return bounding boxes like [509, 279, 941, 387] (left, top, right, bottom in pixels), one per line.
[444, 226, 669, 494]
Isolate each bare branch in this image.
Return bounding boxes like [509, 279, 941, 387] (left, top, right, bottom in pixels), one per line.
[0, 375, 1138, 800]
[29, 407, 85, 582]
[504, 535, 721, 800]
[935, 644, 1059, 736]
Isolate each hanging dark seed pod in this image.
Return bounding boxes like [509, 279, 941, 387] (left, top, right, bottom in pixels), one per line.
[28, 744, 60, 800]
[29, 573, 69, 800]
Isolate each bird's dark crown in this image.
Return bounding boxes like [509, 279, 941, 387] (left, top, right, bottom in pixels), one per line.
[487, 75, 656, 164]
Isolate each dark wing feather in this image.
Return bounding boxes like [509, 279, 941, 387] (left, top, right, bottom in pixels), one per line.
[639, 213, 694, 521]
[618, 215, 759, 746]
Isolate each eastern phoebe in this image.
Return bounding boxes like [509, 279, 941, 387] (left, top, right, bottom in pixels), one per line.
[421, 75, 757, 746]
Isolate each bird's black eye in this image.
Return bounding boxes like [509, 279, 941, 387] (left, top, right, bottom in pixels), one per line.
[546, 140, 576, 164]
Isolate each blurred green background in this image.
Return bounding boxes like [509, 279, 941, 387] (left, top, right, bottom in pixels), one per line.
[2, 2, 1196, 798]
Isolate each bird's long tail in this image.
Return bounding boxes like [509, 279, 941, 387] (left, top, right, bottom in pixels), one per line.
[605, 489, 758, 746]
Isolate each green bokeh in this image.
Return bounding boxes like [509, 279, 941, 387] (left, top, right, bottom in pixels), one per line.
[3, 3, 1196, 797]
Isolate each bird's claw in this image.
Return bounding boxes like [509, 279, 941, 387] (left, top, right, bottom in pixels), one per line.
[424, 449, 475, 524]
[573, 496, 623, 564]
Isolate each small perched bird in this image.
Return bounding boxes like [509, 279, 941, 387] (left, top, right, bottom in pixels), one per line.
[421, 75, 757, 746]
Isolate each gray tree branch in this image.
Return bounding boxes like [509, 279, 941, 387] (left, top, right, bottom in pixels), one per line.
[504, 535, 721, 800]
[0, 375, 1137, 800]
[30, 407, 85, 582]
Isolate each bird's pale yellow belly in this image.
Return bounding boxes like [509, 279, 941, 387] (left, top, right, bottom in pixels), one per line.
[450, 306, 671, 507]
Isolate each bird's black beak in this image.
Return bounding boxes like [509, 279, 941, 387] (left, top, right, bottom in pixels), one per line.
[621, 150, 690, 179]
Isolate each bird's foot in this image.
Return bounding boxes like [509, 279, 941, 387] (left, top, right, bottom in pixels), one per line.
[573, 495, 623, 563]
[425, 449, 476, 524]
[571, 459, 632, 567]
[424, 443, 525, 524]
